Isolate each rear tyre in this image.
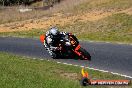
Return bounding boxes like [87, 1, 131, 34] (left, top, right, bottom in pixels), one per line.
[79, 47, 91, 61]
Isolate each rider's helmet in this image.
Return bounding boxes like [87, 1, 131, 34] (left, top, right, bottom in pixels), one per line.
[49, 27, 60, 38]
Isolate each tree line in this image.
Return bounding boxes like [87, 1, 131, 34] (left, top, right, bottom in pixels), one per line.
[0, 0, 61, 6]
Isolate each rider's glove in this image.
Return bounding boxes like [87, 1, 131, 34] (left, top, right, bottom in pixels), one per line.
[65, 42, 71, 46]
[50, 47, 60, 51]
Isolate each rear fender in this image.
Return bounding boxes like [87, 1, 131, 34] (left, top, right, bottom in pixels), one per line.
[73, 44, 82, 56]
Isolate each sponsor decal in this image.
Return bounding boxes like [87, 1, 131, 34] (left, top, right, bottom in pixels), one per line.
[81, 67, 130, 86]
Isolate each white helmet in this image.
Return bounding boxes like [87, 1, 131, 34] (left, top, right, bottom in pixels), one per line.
[49, 27, 59, 36]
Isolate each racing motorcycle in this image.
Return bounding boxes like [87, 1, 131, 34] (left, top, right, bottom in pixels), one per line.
[40, 33, 91, 61]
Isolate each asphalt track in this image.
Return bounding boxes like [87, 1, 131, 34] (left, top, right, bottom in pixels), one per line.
[0, 37, 132, 78]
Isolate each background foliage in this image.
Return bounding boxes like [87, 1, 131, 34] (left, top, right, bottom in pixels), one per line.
[0, 0, 62, 6]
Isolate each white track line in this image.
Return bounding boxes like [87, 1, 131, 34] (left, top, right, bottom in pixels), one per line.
[40, 59, 44, 60]
[60, 62, 132, 79]
[86, 67, 132, 79]
[74, 65, 79, 67]
[79, 40, 132, 45]
[25, 56, 132, 79]
[66, 63, 74, 66]
[63, 62, 67, 64]
[3, 37, 131, 77]
[57, 61, 61, 64]
[32, 58, 36, 60]
[80, 65, 85, 68]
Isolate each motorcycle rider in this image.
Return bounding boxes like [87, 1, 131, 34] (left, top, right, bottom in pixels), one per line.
[44, 27, 75, 58]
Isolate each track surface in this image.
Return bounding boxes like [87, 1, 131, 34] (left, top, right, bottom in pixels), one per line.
[0, 37, 132, 77]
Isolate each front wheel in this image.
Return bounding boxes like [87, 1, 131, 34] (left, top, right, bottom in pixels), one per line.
[51, 51, 60, 59]
[51, 53, 57, 59]
[79, 47, 91, 61]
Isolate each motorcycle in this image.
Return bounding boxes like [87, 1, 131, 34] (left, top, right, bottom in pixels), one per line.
[40, 33, 91, 61]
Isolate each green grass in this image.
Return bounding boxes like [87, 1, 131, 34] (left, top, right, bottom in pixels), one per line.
[72, 0, 132, 13]
[0, 0, 131, 24]
[0, 28, 46, 38]
[1, 13, 131, 43]
[0, 52, 131, 88]
[60, 13, 132, 43]
[0, 0, 132, 44]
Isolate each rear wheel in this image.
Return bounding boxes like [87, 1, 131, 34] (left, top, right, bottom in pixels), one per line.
[79, 47, 91, 61]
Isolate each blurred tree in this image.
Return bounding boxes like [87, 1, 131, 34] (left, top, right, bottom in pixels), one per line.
[0, 0, 63, 6]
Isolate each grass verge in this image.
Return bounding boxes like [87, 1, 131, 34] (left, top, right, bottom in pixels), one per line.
[0, 13, 131, 44]
[0, 0, 131, 44]
[60, 13, 132, 43]
[0, 52, 131, 88]
[72, 0, 132, 13]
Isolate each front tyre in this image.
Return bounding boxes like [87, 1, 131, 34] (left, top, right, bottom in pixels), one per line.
[51, 51, 63, 59]
[51, 52, 57, 59]
[50, 51, 60, 59]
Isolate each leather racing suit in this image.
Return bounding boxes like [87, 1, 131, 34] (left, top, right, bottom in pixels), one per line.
[44, 30, 71, 57]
